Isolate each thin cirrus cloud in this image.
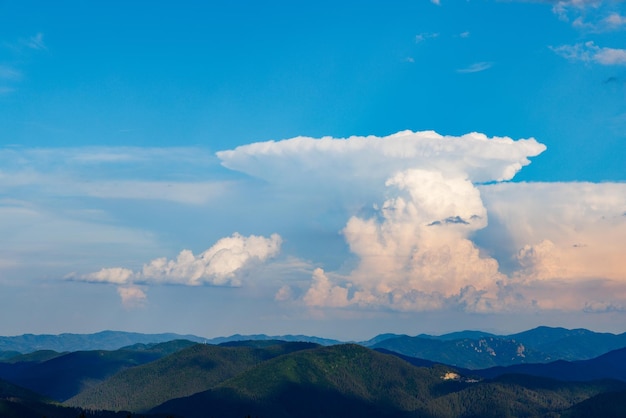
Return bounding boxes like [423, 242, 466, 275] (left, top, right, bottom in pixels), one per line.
[456, 62, 493, 73]
[217, 131, 626, 314]
[22, 32, 46, 50]
[0, 65, 21, 81]
[0, 146, 227, 204]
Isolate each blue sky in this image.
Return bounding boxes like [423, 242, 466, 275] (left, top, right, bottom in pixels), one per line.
[1, 0, 625, 340]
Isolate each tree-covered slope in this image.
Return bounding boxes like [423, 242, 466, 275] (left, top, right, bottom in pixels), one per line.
[0, 339, 196, 401]
[372, 335, 549, 369]
[66, 340, 319, 413]
[372, 326, 626, 369]
[475, 346, 626, 382]
[151, 344, 626, 418]
[151, 344, 466, 418]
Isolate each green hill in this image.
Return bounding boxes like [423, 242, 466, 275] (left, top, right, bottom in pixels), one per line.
[66, 340, 319, 413]
[151, 344, 626, 418]
[152, 344, 466, 417]
[0, 339, 196, 401]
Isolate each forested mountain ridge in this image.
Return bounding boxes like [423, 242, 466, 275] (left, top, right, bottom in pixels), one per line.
[2, 327, 626, 417]
[0, 339, 198, 401]
[66, 341, 319, 412]
[371, 326, 626, 368]
[151, 343, 626, 418]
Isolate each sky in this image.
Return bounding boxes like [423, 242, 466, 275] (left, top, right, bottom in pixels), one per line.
[1, 0, 625, 341]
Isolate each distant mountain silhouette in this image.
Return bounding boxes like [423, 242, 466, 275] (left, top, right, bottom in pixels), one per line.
[371, 326, 626, 368]
[474, 346, 626, 382]
[0, 330, 204, 353]
[0, 339, 196, 401]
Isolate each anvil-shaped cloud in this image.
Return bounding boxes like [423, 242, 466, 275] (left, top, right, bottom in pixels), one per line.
[218, 131, 551, 312]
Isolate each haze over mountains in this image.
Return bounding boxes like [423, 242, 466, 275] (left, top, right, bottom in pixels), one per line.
[1, 326, 626, 417]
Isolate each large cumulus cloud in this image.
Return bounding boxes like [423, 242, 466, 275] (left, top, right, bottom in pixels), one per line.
[218, 131, 553, 312]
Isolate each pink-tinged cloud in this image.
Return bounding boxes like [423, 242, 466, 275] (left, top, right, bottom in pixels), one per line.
[117, 286, 147, 309]
[217, 131, 549, 313]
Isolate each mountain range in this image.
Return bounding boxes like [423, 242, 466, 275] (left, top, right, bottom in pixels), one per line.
[1, 326, 626, 417]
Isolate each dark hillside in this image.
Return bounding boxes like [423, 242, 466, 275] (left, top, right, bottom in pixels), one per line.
[475, 346, 626, 382]
[66, 340, 319, 413]
[151, 344, 626, 418]
[562, 389, 626, 417]
[0, 339, 196, 401]
[152, 344, 467, 418]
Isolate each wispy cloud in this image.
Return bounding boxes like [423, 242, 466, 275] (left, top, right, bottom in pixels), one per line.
[23, 33, 46, 50]
[541, 0, 626, 31]
[456, 61, 493, 73]
[0, 33, 45, 94]
[551, 41, 626, 65]
[603, 12, 626, 28]
[0, 65, 21, 81]
[0, 146, 226, 204]
[415, 32, 439, 43]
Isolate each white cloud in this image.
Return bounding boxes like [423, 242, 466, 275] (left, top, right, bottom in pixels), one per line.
[117, 286, 147, 309]
[456, 62, 494, 73]
[543, 0, 626, 31]
[81, 232, 282, 288]
[217, 131, 545, 186]
[219, 131, 547, 313]
[219, 131, 626, 314]
[604, 12, 626, 28]
[83, 267, 134, 284]
[415, 32, 439, 43]
[551, 41, 626, 65]
[299, 169, 506, 312]
[552, 0, 600, 16]
[303, 268, 350, 307]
